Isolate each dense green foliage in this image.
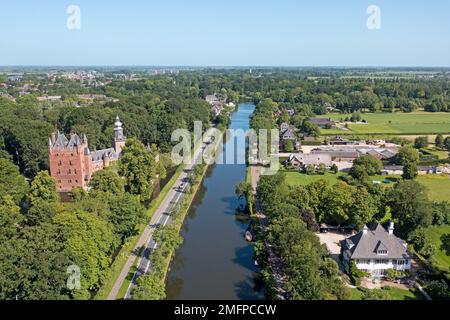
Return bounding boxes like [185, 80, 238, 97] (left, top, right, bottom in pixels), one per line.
[0, 155, 149, 299]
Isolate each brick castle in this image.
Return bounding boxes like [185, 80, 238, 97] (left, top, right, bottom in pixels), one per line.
[48, 116, 126, 192]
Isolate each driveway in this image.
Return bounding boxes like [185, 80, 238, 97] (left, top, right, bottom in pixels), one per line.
[317, 232, 347, 268]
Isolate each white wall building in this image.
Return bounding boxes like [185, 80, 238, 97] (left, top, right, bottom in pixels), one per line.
[341, 223, 412, 277]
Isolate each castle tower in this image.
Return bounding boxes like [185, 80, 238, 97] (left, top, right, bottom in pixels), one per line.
[113, 115, 126, 157]
[48, 131, 91, 192]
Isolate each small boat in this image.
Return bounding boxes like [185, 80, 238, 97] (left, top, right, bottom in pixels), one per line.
[245, 230, 253, 242]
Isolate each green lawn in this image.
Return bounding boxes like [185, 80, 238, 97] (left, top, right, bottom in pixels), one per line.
[284, 172, 346, 186]
[320, 112, 450, 135]
[423, 225, 450, 273]
[416, 175, 450, 202]
[349, 287, 423, 300]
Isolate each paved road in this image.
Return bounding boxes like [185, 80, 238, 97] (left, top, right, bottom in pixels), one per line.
[107, 140, 209, 300]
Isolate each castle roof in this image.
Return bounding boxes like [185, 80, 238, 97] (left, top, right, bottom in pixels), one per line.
[51, 132, 86, 150]
[91, 148, 117, 162]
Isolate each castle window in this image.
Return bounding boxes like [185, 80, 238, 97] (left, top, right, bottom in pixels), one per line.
[69, 160, 73, 165]
[68, 180, 72, 183]
[68, 169, 72, 174]
[75, 180, 78, 183]
[71, 153, 74, 156]
[57, 169, 61, 174]
[58, 160, 62, 166]
[74, 169, 77, 174]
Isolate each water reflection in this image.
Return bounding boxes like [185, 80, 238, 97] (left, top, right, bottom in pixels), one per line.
[165, 103, 265, 300]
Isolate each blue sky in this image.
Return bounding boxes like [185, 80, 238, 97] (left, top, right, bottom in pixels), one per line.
[1, 0, 449, 66]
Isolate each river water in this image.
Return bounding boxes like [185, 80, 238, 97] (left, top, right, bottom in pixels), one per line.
[166, 103, 265, 300]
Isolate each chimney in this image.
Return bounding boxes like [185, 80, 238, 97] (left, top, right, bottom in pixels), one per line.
[362, 225, 368, 235]
[51, 132, 56, 144]
[388, 221, 394, 235]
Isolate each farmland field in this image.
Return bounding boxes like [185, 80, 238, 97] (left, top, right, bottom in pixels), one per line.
[320, 112, 450, 135]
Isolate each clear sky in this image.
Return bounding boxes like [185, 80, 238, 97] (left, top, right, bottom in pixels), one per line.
[1, 0, 449, 66]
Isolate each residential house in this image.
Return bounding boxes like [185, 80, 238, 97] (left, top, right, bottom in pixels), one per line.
[287, 153, 332, 169]
[309, 117, 335, 128]
[311, 149, 360, 162]
[341, 223, 412, 277]
[382, 165, 442, 175]
[205, 93, 227, 116]
[280, 122, 299, 150]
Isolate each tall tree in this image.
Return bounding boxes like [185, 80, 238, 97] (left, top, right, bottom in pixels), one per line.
[388, 180, 433, 237]
[28, 171, 60, 205]
[119, 138, 157, 202]
[0, 158, 29, 205]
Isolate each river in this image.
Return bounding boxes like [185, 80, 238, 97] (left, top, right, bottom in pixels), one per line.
[165, 103, 265, 300]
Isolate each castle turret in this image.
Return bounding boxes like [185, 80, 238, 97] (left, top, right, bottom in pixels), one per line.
[113, 115, 126, 157]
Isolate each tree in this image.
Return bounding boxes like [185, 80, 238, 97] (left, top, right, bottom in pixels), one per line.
[414, 136, 428, 149]
[119, 138, 157, 202]
[397, 145, 419, 180]
[89, 168, 125, 196]
[153, 226, 183, 254]
[301, 120, 320, 137]
[0, 158, 29, 205]
[331, 164, 339, 174]
[301, 209, 319, 232]
[349, 155, 383, 181]
[305, 164, 315, 175]
[349, 187, 379, 229]
[0, 195, 23, 241]
[28, 171, 60, 205]
[53, 209, 117, 298]
[402, 162, 418, 180]
[444, 137, 450, 151]
[317, 163, 327, 175]
[0, 223, 73, 300]
[389, 181, 433, 237]
[408, 228, 435, 258]
[440, 233, 450, 256]
[132, 274, 166, 300]
[284, 139, 294, 152]
[435, 134, 444, 149]
[107, 193, 146, 242]
[397, 145, 419, 166]
[25, 199, 57, 226]
[235, 181, 253, 201]
[428, 281, 450, 300]
[323, 182, 355, 224]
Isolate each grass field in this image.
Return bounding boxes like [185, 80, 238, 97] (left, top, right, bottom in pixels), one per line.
[416, 175, 450, 202]
[423, 225, 450, 273]
[284, 172, 347, 186]
[320, 112, 450, 135]
[349, 287, 423, 300]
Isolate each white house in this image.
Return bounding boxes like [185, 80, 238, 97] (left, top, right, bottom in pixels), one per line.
[341, 223, 412, 277]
